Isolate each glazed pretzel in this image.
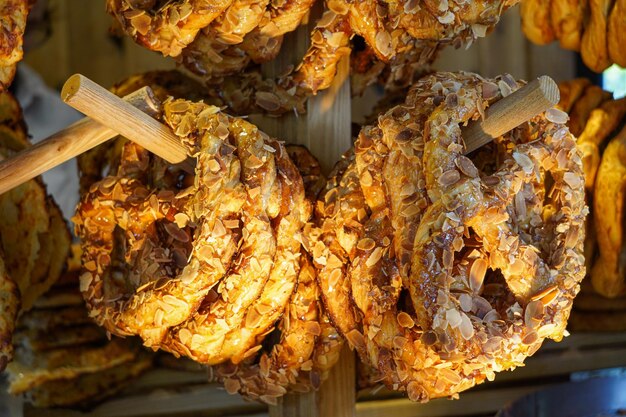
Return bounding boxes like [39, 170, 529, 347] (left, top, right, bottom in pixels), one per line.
[308, 72, 586, 401]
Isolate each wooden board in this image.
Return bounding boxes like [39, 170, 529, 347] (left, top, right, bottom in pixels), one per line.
[254, 6, 355, 417]
[13, 331, 626, 417]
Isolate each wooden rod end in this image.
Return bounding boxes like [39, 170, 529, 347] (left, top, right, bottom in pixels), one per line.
[538, 75, 560, 107]
[61, 73, 85, 103]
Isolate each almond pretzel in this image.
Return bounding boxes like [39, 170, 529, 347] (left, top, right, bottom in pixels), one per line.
[109, 1, 519, 115]
[74, 98, 344, 402]
[308, 71, 587, 401]
[213, 255, 343, 405]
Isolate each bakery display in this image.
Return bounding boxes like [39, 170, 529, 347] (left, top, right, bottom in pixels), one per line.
[1, 2, 625, 414]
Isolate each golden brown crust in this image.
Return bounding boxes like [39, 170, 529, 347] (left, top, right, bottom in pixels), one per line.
[550, 0, 585, 50]
[0, 0, 29, 90]
[521, 0, 555, 45]
[286, 145, 325, 201]
[214, 255, 343, 405]
[7, 261, 151, 407]
[13, 325, 106, 352]
[578, 98, 626, 190]
[75, 96, 343, 402]
[0, 91, 71, 371]
[581, 0, 613, 73]
[75, 100, 323, 373]
[557, 78, 591, 113]
[0, 256, 19, 371]
[608, 0, 626, 67]
[25, 353, 152, 408]
[106, 0, 234, 57]
[568, 85, 612, 137]
[111, 0, 517, 115]
[591, 125, 626, 298]
[308, 72, 587, 402]
[7, 338, 140, 395]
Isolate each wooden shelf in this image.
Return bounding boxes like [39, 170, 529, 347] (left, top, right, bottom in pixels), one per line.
[10, 331, 626, 417]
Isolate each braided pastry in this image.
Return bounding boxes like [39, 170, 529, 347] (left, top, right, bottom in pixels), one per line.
[556, 78, 591, 113]
[209, 146, 342, 404]
[180, 0, 314, 78]
[608, 0, 626, 67]
[521, 0, 554, 45]
[106, 0, 234, 57]
[212, 255, 343, 404]
[581, 0, 612, 73]
[307, 71, 587, 401]
[109, 1, 518, 115]
[592, 125, 626, 298]
[550, 0, 585, 51]
[568, 85, 612, 137]
[74, 99, 343, 401]
[577, 98, 626, 190]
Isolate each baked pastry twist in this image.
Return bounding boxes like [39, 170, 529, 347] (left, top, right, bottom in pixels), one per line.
[74, 98, 343, 401]
[550, 0, 585, 51]
[524, 0, 626, 73]
[608, 0, 626, 67]
[591, 125, 626, 298]
[307, 71, 587, 401]
[521, 0, 554, 45]
[108, 1, 518, 115]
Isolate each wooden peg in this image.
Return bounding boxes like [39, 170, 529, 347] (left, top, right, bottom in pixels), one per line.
[462, 75, 560, 154]
[61, 74, 190, 165]
[0, 87, 160, 195]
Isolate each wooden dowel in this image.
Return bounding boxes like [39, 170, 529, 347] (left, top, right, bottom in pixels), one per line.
[0, 87, 160, 195]
[462, 75, 560, 154]
[61, 74, 190, 165]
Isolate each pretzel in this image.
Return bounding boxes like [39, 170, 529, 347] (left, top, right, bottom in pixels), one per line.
[213, 255, 343, 405]
[307, 72, 587, 401]
[105, 0, 234, 57]
[109, 0, 518, 115]
[160, 110, 310, 364]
